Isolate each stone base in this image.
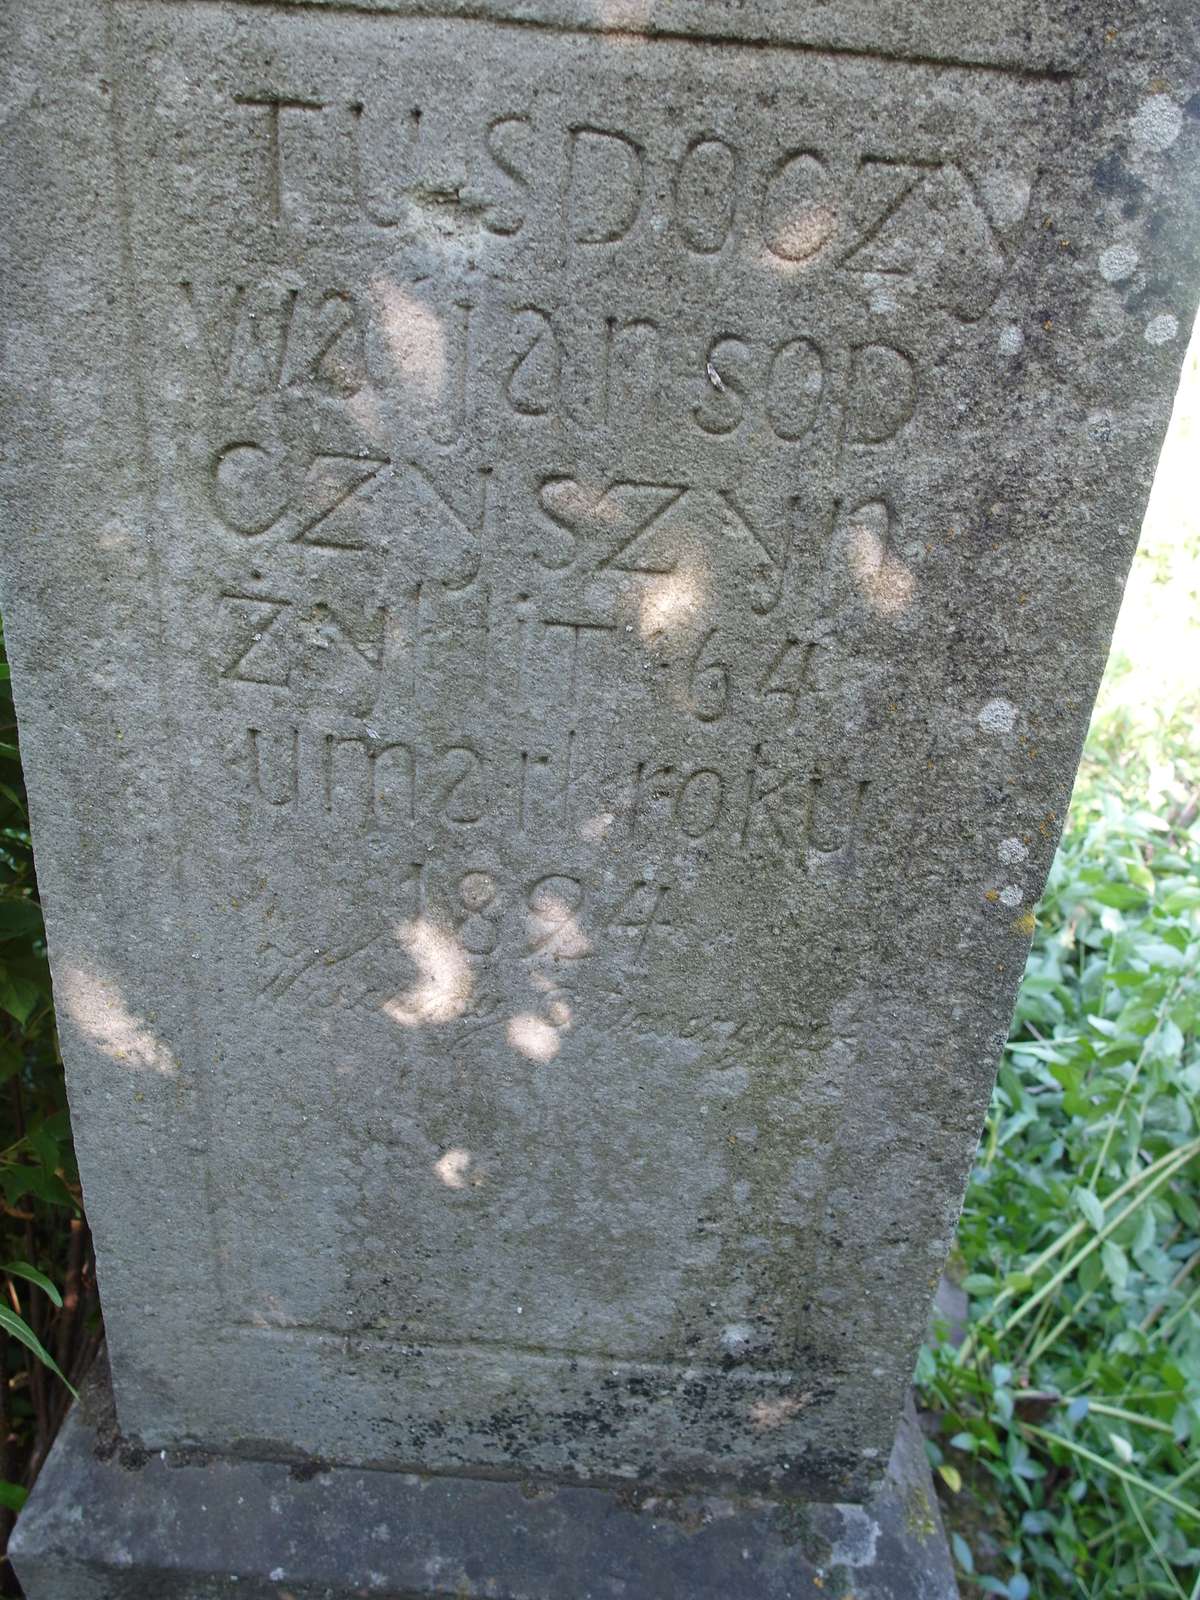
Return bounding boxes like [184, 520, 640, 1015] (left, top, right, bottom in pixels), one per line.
[11, 1369, 957, 1600]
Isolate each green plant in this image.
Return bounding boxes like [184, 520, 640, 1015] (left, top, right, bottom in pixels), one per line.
[919, 701, 1200, 1599]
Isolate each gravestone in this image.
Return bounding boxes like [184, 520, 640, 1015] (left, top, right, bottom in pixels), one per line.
[2, 0, 1196, 1594]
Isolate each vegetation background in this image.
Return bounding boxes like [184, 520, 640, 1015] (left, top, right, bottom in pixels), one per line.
[0, 324, 1196, 1597]
[0, 643, 101, 1597]
[920, 319, 1200, 1598]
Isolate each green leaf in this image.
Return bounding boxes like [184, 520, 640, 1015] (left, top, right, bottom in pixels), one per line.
[1124, 860, 1155, 892]
[0, 1040, 23, 1083]
[1023, 1423, 1200, 1523]
[951, 1532, 974, 1574]
[1107, 1431, 1133, 1464]
[21, 1165, 75, 1209]
[0, 1480, 27, 1512]
[1, 1260, 63, 1307]
[1001, 1271, 1034, 1293]
[937, 1462, 962, 1492]
[1151, 1016, 1185, 1063]
[1101, 1240, 1129, 1293]
[0, 971, 40, 1025]
[1079, 1250, 1104, 1294]
[1135, 939, 1187, 969]
[0, 1305, 77, 1396]
[1074, 1187, 1105, 1231]
[1086, 1013, 1119, 1037]
[0, 1165, 32, 1204]
[1091, 885, 1147, 909]
[26, 1122, 59, 1170]
[0, 899, 42, 939]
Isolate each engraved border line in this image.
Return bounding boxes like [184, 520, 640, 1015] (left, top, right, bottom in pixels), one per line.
[103, 0, 233, 1316]
[232, 1321, 814, 1383]
[124, 0, 1075, 84]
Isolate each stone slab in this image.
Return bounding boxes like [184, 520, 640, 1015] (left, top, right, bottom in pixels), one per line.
[2, 0, 1198, 1503]
[10, 1365, 957, 1600]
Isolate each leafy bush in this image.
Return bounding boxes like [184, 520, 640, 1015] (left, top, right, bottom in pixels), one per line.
[919, 702, 1200, 1599]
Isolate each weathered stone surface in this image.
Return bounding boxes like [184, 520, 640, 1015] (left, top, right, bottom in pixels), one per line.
[11, 1360, 957, 1599]
[1, 0, 1197, 1503]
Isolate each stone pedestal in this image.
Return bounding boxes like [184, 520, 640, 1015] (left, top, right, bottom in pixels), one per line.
[12, 1365, 955, 1600]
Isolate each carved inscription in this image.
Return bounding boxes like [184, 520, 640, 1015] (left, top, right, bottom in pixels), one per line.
[235, 719, 871, 864]
[166, 43, 1038, 972]
[96, 5, 1082, 1421]
[233, 90, 1021, 320]
[187, 275, 920, 450]
[256, 858, 688, 1003]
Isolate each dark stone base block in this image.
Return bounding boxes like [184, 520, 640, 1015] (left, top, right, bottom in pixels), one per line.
[12, 1375, 958, 1600]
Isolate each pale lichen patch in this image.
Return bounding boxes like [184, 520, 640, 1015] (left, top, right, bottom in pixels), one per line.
[977, 697, 1018, 735]
[1144, 313, 1180, 346]
[1130, 95, 1183, 152]
[997, 323, 1024, 356]
[1098, 243, 1138, 283]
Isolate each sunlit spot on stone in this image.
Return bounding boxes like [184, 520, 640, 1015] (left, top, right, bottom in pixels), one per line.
[596, 0, 653, 30]
[58, 967, 178, 1076]
[638, 565, 705, 640]
[382, 918, 471, 1026]
[579, 811, 615, 842]
[345, 384, 386, 448]
[370, 279, 446, 407]
[434, 1147, 472, 1189]
[525, 889, 591, 960]
[770, 205, 837, 261]
[757, 208, 839, 277]
[527, 977, 573, 1025]
[244, 1293, 291, 1330]
[750, 1394, 812, 1430]
[847, 519, 915, 615]
[507, 1013, 562, 1062]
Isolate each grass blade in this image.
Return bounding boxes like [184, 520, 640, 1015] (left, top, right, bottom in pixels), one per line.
[1, 1259, 63, 1307]
[0, 1303, 78, 1397]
